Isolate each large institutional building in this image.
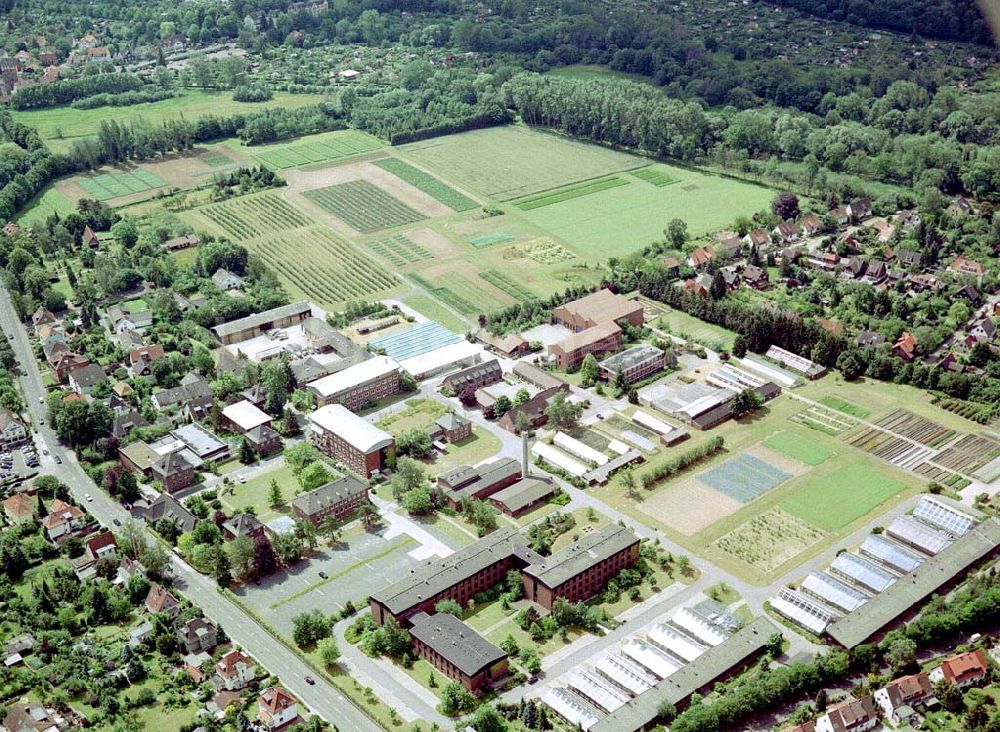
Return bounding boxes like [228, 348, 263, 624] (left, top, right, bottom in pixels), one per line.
[307, 404, 394, 478]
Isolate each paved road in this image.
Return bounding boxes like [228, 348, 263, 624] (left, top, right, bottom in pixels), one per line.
[0, 286, 379, 732]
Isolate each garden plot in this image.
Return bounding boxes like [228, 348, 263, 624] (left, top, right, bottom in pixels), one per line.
[846, 428, 935, 470]
[789, 404, 856, 435]
[932, 433, 1000, 475]
[513, 176, 630, 210]
[304, 180, 426, 233]
[874, 408, 957, 448]
[77, 169, 167, 201]
[713, 507, 826, 575]
[639, 477, 743, 537]
[253, 129, 385, 169]
[629, 167, 680, 187]
[368, 234, 434, 267]
[410, 261, 514, 315]
[196, 191, 311, 239]
[373, 157, 478, 211]
[505, 238, 577, 264]
[698, 453, 792, 503]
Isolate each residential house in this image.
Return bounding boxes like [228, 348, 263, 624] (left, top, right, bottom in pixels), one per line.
[151, 451, 195, 493]
[118, 440, 160, 480]
[956, 284, 983, 306]
[772, 220, 799, 243]
[177, 617, 218, 654]
[221, 400, 271, 434]
[744, 228, 770, 249]
[87, 46, 111, 62]
[431, 413, 472, 443]
[909, 273, 943, 293]
[863, 259, 887, 284]
[742, 265, 769, 289]
[32, 306, 58, 328]
[686, 246, 714, 269]
[806, 251, 840, 271]
[870, 218, 896, 242]
[140, 493, 197, 534]
[947, 197, 973, 217]
[815, 695, 878, 732]
[800, 214, 822, 236]
[856, 331, 885, 350]
[163, 234, 199, 251]
[846, 198, 872, 220]
[947, 255, 985, 280]
[42, 499, 87, 542]
[216, 649, 256, 690]
[69, 363, 107, 394]
[223, 513, 266, 541]
[716, 236, 742, 259]
[84, 531, 118, 562]
[970, 318, 997, 344]
[128, 345, 165, 377]
[875, 672, 933, 726]
[892, 332, 917, 362]
[3, 493, 35, 524]
[3, 703, 76, 732]
[245, 424, 282, 456]
[211, 268, 245, 291]
[111, 410, 150, 440]
[895, 209, 920, 232]
[896, 249, 921, 269]
[258, 687, 298, 730]
[930, 648, 989, 689]
[82, 225, 100, 248]
[497, 386, 565, 434]
[145, 583, 180, 618]
[0, 408, 29, 448]
[846, 257, 867, 279]
[682, 278, 709, 298]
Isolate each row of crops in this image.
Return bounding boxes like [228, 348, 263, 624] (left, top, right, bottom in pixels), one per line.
[303, 180, 425, 233]
[373, 158, 478, 212]
[199, 192, 312, 239]
[479, 269, 535, 301]
[368, 234, 433, 267]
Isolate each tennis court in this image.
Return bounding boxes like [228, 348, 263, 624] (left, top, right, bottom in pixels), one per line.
[369, 320, 462, 361]
[699, 453, 792, 503]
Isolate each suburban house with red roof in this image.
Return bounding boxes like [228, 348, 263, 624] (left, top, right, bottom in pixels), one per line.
[216, 649, 256, 690]
[258, 687, 298, 729]
[875, 672, 933, 726]
[930, 648, 989, 689]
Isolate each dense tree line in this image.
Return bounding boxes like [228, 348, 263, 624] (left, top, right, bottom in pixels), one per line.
[502, 73, 1000, 202]
[771, 0, 993, 45]
[70, 87, 177, 109]
[11, 73, 145, 110]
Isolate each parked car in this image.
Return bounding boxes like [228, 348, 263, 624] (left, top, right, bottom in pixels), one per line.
[85, 494, 93, 502]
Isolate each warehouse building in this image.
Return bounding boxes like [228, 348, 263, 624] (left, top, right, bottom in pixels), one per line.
[211, 301, 312, 345]
[436, 458, 522, 510]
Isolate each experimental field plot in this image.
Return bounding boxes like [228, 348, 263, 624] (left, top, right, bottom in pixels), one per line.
[779, 463, 907, 531]
[789, 404, 857, 435]
[873, 408, 957, 447]
[373, 158, 478, 211]
[713, 507, 826, 575]
[629, 167, 680, 187]
[479, 270, 535, 301]
[513, 176, 629, 210]
[78, 169, 167, 201]
[368, 234, 434, 267]
[253, 130, 384, 169]
[933, 434, 1000, 475]
[304, 180, 426, 233]
[761, 431, 832, 466]
[197, 191, 311, 239]
[698, 453, 792, 503]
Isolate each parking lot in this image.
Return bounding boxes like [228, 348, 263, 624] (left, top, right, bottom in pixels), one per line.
[0, 441, 41, 485]
[237, 528, 423, 635]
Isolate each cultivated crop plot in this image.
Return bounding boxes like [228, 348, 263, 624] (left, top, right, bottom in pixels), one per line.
[846, 428, 935, 470]
[641, 477, 743, 537]
[198, 191, 311, 239]
[373, 158, 478, 211]
[368, 234, 434, 267]
[253, 130, 384, 169]
[698, 453, 792, 503]
[874, 409, 957, 447]
[513, 176, 630, 210]
[479, 269, 536, 301]
[507, 239, 577, 264]
[629, 167, 680, 187]
[761, 431, 832, 466]
[469, 231, 516, 248]
[789, 404, 856, 435]
[400, 125, 644, 200]
[933, 433, 1000, 475]
[713, 507, 826, 574]
[78, 169, 167, 201]
[303, 180, 426, 233]
[247, 226, 398, 304]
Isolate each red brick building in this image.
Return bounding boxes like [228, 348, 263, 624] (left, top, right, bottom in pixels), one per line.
[521, 524, 640, 610]
[548, 321, 622, 369]
[552, 288, 644, 332]
[308, 404, 394, 478]
[290, 475, 369, 526]
[408, 612, 508, 692]
[307, 356, 400, 410]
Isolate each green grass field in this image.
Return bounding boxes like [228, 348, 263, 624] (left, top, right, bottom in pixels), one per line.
[16, 185, 75, 225]
[374, 157, 478, 211]
[400, 125, 645, 200]
[820, 395, 871, 418]
[548, 64, 660, 86]
[780, 463, 908, 531]
[13, 90, 328, 153]
[402, 294, 469, 332]
[516, 162, 775, 260]
[656, 307, 739, 350]
[762, 431, 832, 466]
[252, 129, 384, 169]
[304, 180, 425, 232]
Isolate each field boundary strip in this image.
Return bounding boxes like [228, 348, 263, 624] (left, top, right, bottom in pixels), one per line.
[629, 167, 681, 187]
[373, 157, 478, 211]
[514, 175, 629, 210]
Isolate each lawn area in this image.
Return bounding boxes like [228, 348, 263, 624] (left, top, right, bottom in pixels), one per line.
[762, 431, 832, 465]
[780, 463, 909, 531]
[400, 124, 645, 201]
[14, 90, 328, 153]
[548, 64, 660, 85]
[465, 599, 517, 633]
[121, 297, 149, 313]
[402, 293, 469, 333]
[220, 462, 297, 523]
[514, 162, 774, 260]
[376, 399, 449, 435]
[655, 308, 738, 350]
[550, 507, 612, 553]
[16, 184, 75, 225]
[820, 395, 870, 418]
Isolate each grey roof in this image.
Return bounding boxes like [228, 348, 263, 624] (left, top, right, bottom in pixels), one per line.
[513, 361, 564, 391]
[141, 494, 197, 533]
[290, 475, 368, 517]
[523, 524, 639, 590]
[599, 344, 664, 373]
[71, 363, 107, 388]
[438, 458, 521, 503]
[442, 359, 502, 391]
[489, 478, 555, 513]
[171, 422, 227, 458]
[590, 618, 779, 732]
[435, 413, 470, 431]
[409, 612, 506, 677]
[112, 410, 150, 440]
[826, 517, 1000, 649]
[223, 512, 263, 537]
[584, 449, 643, 485]
[370, 527, 542, 617]
[211, 300, 311, 339]
[153, 450, 192, 478]
[245, 424, 280, 445]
